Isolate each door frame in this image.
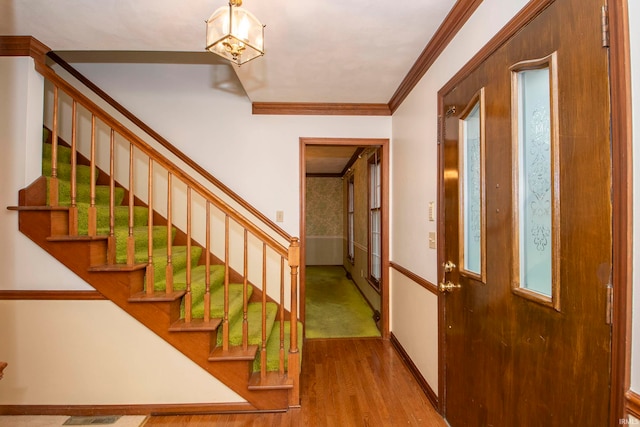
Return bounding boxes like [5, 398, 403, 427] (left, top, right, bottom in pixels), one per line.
[299, 137, 390, 338]
[435, 0, 632, 422]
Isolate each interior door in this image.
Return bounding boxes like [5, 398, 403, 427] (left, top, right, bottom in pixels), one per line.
[441, 0, 612, 425]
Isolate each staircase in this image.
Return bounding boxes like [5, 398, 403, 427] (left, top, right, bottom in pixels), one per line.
[6, 41, 301, 411]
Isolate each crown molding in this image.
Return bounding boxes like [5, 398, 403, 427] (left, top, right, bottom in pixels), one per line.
[0, 36, 50, 64]
[388, 0, 483, 113]
[252, 102, 391, 116]
[439, 0, 553, 97]
[251, 0, 483, 116]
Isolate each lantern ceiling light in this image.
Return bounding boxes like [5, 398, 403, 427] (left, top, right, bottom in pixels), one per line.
[205, 0, 265, 66]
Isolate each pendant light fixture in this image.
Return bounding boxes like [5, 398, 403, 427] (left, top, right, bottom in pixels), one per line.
[205, 0, 265, 66]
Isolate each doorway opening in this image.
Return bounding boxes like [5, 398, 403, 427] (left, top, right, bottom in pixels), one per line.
[299, 138, 390, 339]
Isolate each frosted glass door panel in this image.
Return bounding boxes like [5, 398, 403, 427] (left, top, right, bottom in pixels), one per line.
[511, 53, 559, 310]
[515, 67, 553, 298]
[463, 103, 481, 274]
[459, 90, 485, 281]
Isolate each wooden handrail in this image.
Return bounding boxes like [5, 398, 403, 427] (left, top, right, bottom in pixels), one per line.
[46, 51, 292, 242]
[35, 62, 291, 258]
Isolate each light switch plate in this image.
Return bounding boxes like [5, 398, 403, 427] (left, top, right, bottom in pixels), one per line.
[428, 232, 436, 249]
[276, 211, 284, 222]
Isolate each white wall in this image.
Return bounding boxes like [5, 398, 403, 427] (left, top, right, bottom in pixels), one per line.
[0, 56, 243, 405]
[389, 0, 529, 395]
[66, 61, 392, 238]
[629, 0, 640, 393]
[0, 300, 243, 405]
[0, 57, 90, 291]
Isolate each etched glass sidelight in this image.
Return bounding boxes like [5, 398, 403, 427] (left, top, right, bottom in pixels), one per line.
[461, 101, 482, 276]
[515, 67, 553, 297]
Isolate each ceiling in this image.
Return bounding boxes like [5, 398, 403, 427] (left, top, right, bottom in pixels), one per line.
[306, 145, 363, 176]
[1, 0, 458, 173]
[1, 0, 457, 104]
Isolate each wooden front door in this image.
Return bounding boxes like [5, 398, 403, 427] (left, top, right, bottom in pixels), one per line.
[440, 0, 612, 425]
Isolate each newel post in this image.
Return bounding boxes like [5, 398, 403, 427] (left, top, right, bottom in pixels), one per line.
[287, 237, 301, 407]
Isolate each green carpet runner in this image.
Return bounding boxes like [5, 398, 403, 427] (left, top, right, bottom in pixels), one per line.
[40, 129, 299, 374]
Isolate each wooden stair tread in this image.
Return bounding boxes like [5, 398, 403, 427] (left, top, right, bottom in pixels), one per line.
[88, 263, 148, 272]
[47, 235, 109, 242]
[128, 291, 186, 302]
[209, 344, 259, 362]
[248, 371, 294, 390]
[169, 318, 222, 332]
[7, 205, 69, 211]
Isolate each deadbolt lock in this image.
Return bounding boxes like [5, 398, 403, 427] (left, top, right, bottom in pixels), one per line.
[439, 281, 461, 293]
[443, 261, 456, 273]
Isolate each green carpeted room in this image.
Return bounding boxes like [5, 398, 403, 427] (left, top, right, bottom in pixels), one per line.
[304, 168, 382, 340]
[305, 265, 380, 339]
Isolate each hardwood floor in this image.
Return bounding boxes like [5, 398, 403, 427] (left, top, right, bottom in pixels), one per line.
[143, 338, 447, 426]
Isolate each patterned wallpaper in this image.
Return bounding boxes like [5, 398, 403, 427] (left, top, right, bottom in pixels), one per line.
[306, 177, 344, 236]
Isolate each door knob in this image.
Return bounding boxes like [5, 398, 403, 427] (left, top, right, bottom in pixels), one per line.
[443, 261, 456, 273]
[439, 281, 461, 293]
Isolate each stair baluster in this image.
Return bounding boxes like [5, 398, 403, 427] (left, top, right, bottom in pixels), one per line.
[49, 86, 59, 206]
[127, 143, 135, 264]
[242, 229, 249, 350]
[165, 172, 174, 293]
[261, 243, 268, 380]
[279, 257, 285, 375]
[87, 114, 97, 236]
[184, 186, 192, 322]
[222, 215, 230, 351]
[145, 157, 154, 293]
[204, 201, 211, 323]
[68, 100, 78, 236]
[107, 129, 116, 264]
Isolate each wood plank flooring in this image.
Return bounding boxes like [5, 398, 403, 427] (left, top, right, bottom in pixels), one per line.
[143, 338, 447, 426]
